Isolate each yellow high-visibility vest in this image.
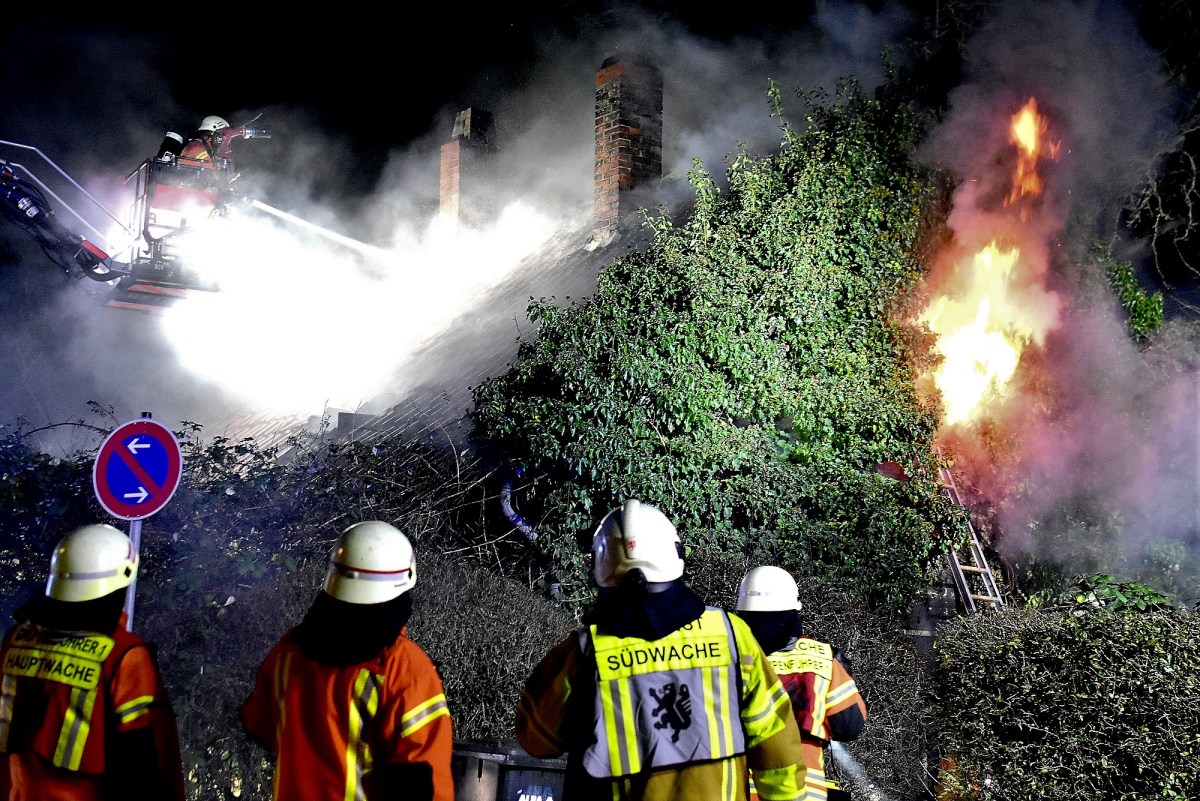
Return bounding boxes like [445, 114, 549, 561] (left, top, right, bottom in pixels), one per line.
[582, 608, 746, 777]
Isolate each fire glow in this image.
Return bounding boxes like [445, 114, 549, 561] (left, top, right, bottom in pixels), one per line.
[1006, 98, 1060, 213]
[918, 98, 1062, 430]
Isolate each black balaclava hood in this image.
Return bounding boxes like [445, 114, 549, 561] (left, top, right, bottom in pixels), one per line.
[585, 576, 705, 641]
[19, 588, 125, 635]
[736, 608, 803, 655]
[293, 589, 413, 667]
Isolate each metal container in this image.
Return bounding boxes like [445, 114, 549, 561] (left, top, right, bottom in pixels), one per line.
[453, 739, 567, 801]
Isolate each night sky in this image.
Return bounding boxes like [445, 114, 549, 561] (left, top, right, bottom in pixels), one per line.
[2, 2, 830, 197]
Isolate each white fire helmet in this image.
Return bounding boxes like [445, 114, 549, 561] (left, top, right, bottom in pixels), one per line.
[591, 499, 684, 588]
[736, 565, 804, 613]
[198, 115, 229, 133]
[45, 524, 138, 603]
[323, 521, 417, 605]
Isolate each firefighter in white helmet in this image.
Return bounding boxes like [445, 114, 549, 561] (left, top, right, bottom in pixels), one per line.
[516, 499, 807, 801]
[179, 114, 230, 168]
[240, 521, 454, 801]
[0, 524, 186, 800]
[736, 566, 867, 801]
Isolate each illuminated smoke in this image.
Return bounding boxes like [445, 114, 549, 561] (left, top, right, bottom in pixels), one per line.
[159, 202, 557, 415]
[913, 0, 1196, 601]
[0, 3, 913, 438]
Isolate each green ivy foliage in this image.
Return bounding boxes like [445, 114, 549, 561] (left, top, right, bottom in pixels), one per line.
[1025, 572, 1178, 613]
[928, 606, 1200, 801]
[469, 79, 971, 617]
[1095, 243, 1165, 341]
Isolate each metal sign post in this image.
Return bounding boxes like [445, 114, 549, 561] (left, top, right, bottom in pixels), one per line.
[125, 518, 143, 629]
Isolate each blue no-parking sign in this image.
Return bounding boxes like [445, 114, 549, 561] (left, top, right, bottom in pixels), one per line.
[93, 417, 183, 521]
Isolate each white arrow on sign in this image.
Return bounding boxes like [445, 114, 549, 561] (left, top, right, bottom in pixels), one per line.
[127, 438, 151, 454]
[123, 486, 149, 503]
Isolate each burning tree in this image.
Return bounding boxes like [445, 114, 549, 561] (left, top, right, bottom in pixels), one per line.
[911, 90, 1198, 608]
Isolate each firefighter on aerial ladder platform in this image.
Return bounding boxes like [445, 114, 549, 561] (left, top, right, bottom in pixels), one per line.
[0, 524, 186, 801]
[179, 115, 230, 169]
[177, 114, 269, 174]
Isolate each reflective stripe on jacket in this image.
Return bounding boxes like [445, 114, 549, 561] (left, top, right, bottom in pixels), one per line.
[0, 624, 116, 774]
[0, 619, 185, 801]
[764, 638, 867, 801]
[584, 608, 746, 777]
[239, 627, 454, 801]
[517, 606, 806, 801]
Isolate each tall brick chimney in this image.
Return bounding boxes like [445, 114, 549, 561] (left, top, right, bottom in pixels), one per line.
[593, 55, 663, 246]
[439, 107, 496, 229]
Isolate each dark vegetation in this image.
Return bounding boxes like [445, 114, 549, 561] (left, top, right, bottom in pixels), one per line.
[0, 409, 930, 800]
[930, 601, 1200, 801]
[5, 3, 1200, 799]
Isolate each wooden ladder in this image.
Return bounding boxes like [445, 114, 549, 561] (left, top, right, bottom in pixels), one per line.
[938, 463, 1006, 613]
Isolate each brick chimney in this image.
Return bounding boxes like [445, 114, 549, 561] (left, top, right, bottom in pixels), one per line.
[593, 56, 663, 246]
[439, 107, 496, 228]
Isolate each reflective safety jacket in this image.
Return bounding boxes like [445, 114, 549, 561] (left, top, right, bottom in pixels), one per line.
[517, 606, 806, 801]
[179, 135, 220, 168]
[240, 627, 454, 801]
[754, 638, 867, 801]
[0, 619, 186, 801]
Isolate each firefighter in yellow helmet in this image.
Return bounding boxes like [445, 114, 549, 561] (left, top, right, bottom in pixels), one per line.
[178, 115, 229, 168]
[239, 521, 454, 801]
[515, 499, 807, 801]
[0, 524, 186, 801]
[736, 566, 867, 801]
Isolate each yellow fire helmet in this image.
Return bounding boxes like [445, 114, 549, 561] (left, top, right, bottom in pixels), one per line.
[45, 524, 138, 602]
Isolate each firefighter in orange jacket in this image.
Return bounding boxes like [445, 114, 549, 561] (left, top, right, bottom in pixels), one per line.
[0, 524, 186, 801]
[735, 566, 867, 801]
[516, 499, 807, 801]
[178, 115, 229, 168]
[240, 521, 454, 801]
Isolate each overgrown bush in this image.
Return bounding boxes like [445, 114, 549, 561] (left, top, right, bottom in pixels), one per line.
[469, 79, 970, 619]
[927, 604, 1200, 801]
[0, 414, 114, 619]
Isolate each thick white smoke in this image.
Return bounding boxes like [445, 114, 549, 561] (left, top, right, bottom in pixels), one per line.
[0, 2, 913, 449]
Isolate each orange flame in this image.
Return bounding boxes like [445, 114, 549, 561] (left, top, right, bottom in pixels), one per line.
[917, 97, 1063, 430]
[1005, 98, 1061, 214]
[920, 242, 1045, 426]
